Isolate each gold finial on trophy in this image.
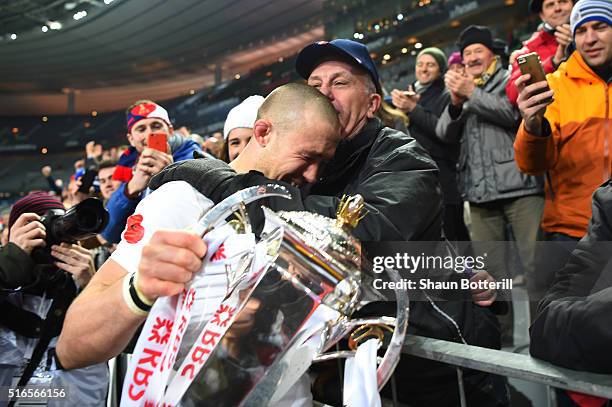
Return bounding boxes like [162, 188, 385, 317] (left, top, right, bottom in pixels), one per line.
[335, 194, 366, 229]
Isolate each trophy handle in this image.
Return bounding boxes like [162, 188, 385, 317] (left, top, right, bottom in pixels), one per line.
[313, 266, 409, 390]
[191, 184, 292, 237]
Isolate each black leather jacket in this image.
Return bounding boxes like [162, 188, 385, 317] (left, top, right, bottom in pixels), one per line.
[305, 117, 443, 241]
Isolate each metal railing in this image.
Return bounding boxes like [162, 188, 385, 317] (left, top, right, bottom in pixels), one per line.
[401, 335, 612, 406]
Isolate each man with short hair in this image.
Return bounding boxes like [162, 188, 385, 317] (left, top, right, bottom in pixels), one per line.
[56, 83, 341, 383]
[514, 0, 612, 296]
[101, 100, 202, 243]
[506, 0, 575, 105]
[97, 160, 120, 201]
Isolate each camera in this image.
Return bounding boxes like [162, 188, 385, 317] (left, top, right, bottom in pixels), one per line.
[32, 198, 109, 264]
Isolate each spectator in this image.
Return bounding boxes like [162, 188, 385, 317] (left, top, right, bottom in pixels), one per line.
[97, 160, 120, 201]
[506, 0, 574, 105]
[493, 38, 511, 67]
[514, 0, 612, 298]
[0, 192, 107, 406]
[189, 133, 205, 150]
[41, 165, 63, 197]
[297, 39, 443, 241]
[436, 25, 544, 284]
[437, 25, 545, 344]
[223, 95, 265, 162]
[204, 131, 224, 159]
[101, 100, 202, 243]
[391, 47, 469, 241]
[447, 51, 464, 72]
[85, 140, 103, 168]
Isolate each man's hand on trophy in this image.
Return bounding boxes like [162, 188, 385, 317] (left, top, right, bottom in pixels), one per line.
[469, 270, 497, 307]
[223, 297, 261, 359]
[136, 230, 207, 301]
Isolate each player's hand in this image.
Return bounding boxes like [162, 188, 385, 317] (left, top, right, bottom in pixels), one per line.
[136, 230, 207, 301]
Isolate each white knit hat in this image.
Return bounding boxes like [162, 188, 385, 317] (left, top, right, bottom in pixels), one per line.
[223, 95, 265, 140]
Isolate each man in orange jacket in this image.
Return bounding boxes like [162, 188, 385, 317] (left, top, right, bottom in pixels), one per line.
[514, 0, 612, 303]
[506, 0, 574, 105]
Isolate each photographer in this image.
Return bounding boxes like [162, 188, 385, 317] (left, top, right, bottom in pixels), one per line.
[0, 192, 108, 406]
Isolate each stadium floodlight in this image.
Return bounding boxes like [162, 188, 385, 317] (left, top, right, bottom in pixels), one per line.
[42, 25, 49, 32]
[415, 42, 423, 49]
[397, 13, 404, 20]
[104, 0, 114, 4]
[49, 21, 62, 30]
[73, 10, 87, 20]
[10, 33, 17, 40]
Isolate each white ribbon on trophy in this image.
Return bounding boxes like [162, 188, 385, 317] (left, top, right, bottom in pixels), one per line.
[343, 339, 381, 407]
[121, 225, 260, 406]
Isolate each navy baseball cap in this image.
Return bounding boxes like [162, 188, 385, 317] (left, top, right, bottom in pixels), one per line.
[295, 39, 382, 94]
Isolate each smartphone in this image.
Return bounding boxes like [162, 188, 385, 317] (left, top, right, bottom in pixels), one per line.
[517, 52, 547, 83]
[403, 90, 417, 97]
[146, 133, 168, 153]
[77, 169, 98, 194]
[517, 52, 553, 103]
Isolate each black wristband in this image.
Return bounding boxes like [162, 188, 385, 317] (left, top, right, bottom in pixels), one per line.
[128, 274, 152, 312]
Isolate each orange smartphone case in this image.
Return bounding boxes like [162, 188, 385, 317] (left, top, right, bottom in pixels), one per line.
[147, 133, 168, 153]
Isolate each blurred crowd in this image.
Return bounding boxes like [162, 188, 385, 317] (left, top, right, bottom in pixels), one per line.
[1, 0, 611, 406]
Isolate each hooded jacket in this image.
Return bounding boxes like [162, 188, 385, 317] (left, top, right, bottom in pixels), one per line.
[514, 51, 612, 238]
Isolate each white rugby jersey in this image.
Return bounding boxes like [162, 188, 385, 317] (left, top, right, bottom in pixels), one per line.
[111, 180, 311, 406]
[111, 180, 229, 327]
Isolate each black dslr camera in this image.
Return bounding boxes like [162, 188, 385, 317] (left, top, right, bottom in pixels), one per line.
[32, 198, 109, 264]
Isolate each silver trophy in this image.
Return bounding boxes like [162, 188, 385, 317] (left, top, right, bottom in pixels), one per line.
[174, 185, 409, 406]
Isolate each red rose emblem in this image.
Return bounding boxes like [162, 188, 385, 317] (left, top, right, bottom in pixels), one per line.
[210, 243, 226, 261]
[124, 214, 145, 244]
[131, 102, 156, 117]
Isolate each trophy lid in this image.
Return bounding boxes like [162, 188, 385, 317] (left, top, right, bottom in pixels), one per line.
[261, 195, 365, 315]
